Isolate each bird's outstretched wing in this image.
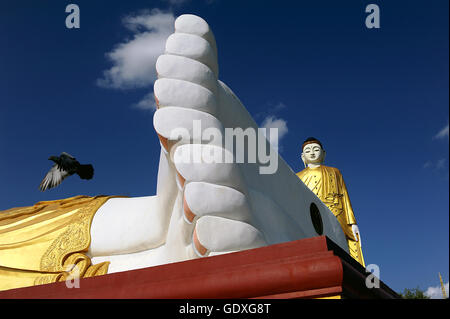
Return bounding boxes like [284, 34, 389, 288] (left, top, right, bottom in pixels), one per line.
[60, 152, 75, 160]
[39, 164, 70, 191]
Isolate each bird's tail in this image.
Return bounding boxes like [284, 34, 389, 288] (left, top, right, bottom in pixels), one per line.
[77, 164, 94, 180]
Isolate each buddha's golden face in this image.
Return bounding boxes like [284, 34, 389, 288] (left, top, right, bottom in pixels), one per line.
[302, 143, 324, 165]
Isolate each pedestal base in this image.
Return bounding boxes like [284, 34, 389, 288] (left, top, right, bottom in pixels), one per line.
[0, 236, 399, 299]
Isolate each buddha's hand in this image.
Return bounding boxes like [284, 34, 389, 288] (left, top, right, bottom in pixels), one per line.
[351, 224, 361, 243]
[153, 14, 348, 261]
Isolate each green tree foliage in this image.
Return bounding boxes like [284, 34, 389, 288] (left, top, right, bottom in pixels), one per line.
[400, 287, 430, 299]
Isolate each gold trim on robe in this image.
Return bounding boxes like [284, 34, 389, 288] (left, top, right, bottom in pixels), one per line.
[0, 195, 116, 291]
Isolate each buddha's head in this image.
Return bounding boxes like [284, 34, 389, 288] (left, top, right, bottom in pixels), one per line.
[301, 137, 326, 168]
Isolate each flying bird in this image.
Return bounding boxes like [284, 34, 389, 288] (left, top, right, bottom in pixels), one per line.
[39, 152, 94, 191]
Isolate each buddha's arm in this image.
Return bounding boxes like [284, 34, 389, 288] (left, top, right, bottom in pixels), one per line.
[337, 171, 357, 223]
[338, 171, 359, 240]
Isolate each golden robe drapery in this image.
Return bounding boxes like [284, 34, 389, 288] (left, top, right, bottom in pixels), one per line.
[297, 166, 365, 266]
[0, 195, 115, 291]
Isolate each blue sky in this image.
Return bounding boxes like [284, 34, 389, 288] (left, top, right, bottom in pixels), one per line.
[0, 0, 448, 296]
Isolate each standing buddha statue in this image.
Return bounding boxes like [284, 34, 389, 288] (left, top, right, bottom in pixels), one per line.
[296, 137, 365, 266]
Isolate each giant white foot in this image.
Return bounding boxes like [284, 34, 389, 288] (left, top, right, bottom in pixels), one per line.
[89, 14, 348, 273]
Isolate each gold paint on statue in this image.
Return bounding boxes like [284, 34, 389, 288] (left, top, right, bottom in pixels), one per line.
[0, 195, 117, 291]
[297, 166, 365, 266]
[316, 294, 342, 299]
[297, 137, 365, 267]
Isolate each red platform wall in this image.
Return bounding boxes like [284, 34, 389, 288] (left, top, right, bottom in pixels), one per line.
[0, 236, 399, 299]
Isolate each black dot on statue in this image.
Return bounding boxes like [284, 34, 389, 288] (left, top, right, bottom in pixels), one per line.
[309, 203, 323, 235]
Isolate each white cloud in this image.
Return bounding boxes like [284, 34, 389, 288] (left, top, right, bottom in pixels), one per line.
[261, 115, 288, 152]
[423, 161, 433, 169]
[271, 102, 287, 113]
[425, 123, 449, 171]
[425, 281, 449, 299]
[97, 9, 174, 90]
[434, 123, 449, 140]
[255, 102, 286, 119]
[424, 158, 448, 170]
[134, 92, 157, 111]
[436, 158, 447, 169]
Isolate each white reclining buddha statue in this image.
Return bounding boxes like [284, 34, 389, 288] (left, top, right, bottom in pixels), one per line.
[0, 14, 348, 291]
